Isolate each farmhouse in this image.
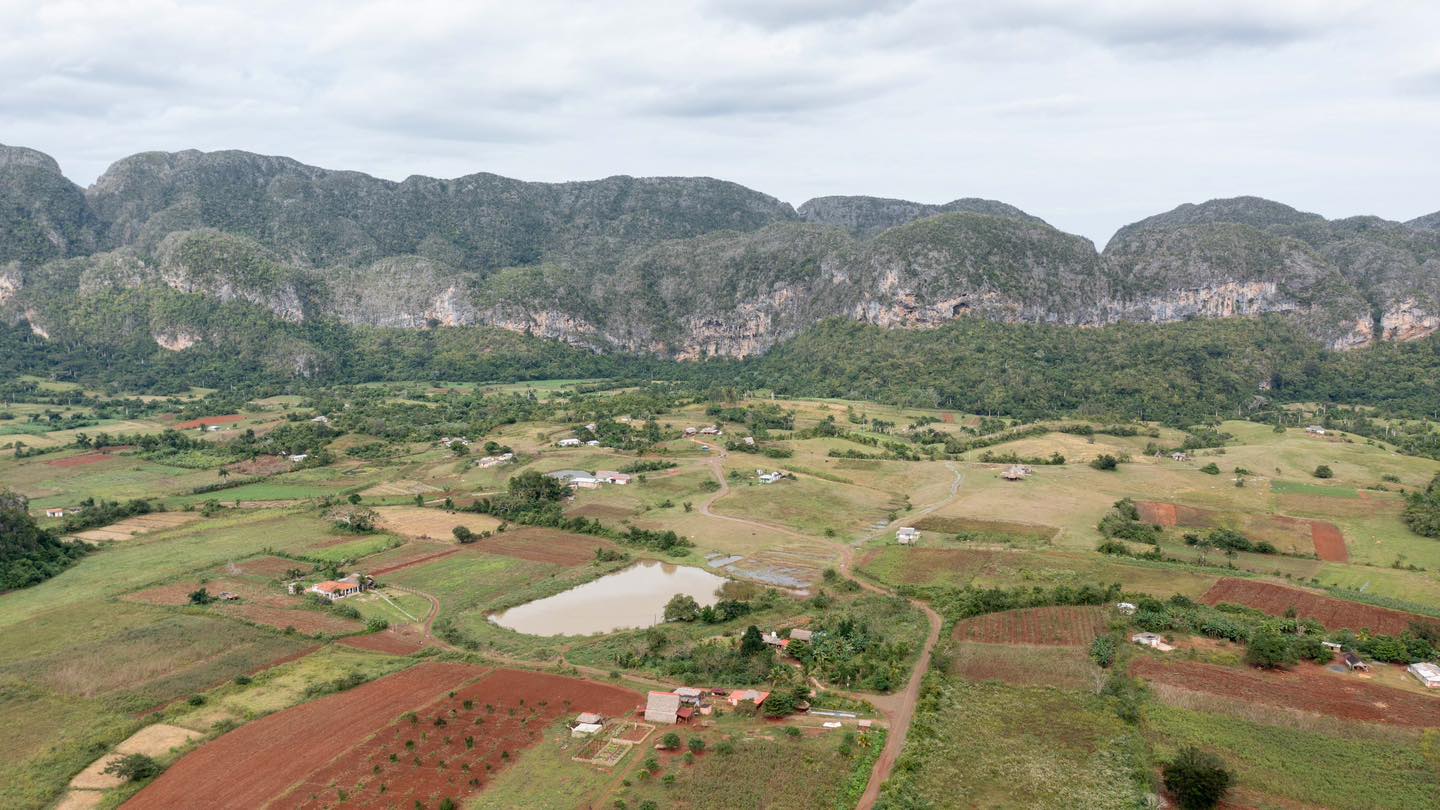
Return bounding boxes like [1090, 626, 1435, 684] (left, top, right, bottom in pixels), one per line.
[547, 469, 599, 489]
[1306, 425, 1327, 435]
[726, 689, 769, 708]
[585, 439, 600, 446]
[758, 470, 783, 484]
[1131, 632, 1175, 652]
[556, 438, 582, 447]
[1001, 465, 1031, 481]
[44, 507, 66, 518]
[761, 631, 789, 649]
[743, 436, 755, 446]
[684, 427, 698, 435]
[1407, 662, 1440, 688]
[287, 453, 308, 463]
[308, 580, 360, 600]
[310, 415, 330, 424]
[789, 628, 814, 643]
[1170, 452, 1190, 462]
[896, 527, 920, 545]
[1343, 653, 1370, 671]
[699, 425, 721, 435]
[595, 471, 631, 485]
[1115, 602, 1137, 615]
[645, 691, 681, 724]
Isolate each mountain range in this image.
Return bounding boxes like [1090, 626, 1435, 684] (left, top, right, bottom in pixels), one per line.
[2, 143, 1438, 362]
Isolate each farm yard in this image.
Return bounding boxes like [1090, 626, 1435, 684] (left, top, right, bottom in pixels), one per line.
[1200, 578, 1433, 635]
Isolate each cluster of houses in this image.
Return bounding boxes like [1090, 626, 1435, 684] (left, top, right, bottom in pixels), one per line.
[546, 469, 632, 489]
[556, 437, 602, 448]
[476, 452, 514, 468]
[644, 686, 772, 724]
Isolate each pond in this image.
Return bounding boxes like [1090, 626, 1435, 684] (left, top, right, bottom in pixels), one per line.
[488, 560, 729, 636]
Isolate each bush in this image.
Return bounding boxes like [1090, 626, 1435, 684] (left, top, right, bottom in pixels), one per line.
[1245, 630, 1299, 669]
[453, 525, 475, 544]
[1162, 747, 1232, 809]
[1200, 463, 1220, 475]
[1089, 635, 1115, 668]
[188, 587, 215, 605]
[687, 736, 705, 754]
[103, 753, 162, 782]
[1313, 464, 1334, 479]
[366, 617, 390, 632]
[660, 732, 681, 750]
[1089, 454, 1119, 471]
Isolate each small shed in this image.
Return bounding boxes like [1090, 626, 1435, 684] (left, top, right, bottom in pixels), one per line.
[557, 438, 582, 447]
[1115, 602, 1137, 615]
[1342, 653, 1370, 671]
[1001, 465, 1030, 481]
[896, 527, 920, 545]
[1407, 662, 1440, 688]
[789, 628, 814, 643]
[1131, 633, 1174, 652]
[596, 471, 632, 485]
[45, 508, 66, 518]
[575, 712, 604, 725]
[645, 691, 681, 724]
[1170, 452, 1190, 462]
[571, 722, 603, 737]
[726, 689, 770, 708]
[673, 687, 704, 705]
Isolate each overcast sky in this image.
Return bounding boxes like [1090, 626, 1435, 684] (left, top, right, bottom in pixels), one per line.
[4, 0, 1439, 245]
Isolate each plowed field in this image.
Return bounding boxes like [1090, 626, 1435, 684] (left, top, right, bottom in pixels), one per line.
[1201, 578, 1431, 635]
[174, 414, 245, 430]
[1136, 502, 1347, 561]
[1133, 658, 1440, 727]
[951, 606, 1108, 646]
[125, 664, 639, 810]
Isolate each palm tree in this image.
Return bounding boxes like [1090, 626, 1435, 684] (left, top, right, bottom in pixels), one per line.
[218, 467, 230, 481]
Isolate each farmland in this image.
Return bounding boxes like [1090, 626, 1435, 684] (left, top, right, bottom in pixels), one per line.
[125, 664, 639, 809]
[4, 381, 1440, 809]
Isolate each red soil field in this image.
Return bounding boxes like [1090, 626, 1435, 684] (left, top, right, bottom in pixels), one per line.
[338, 630, 427, 655]
[220, 603, 363, 636]
[126, 664, 639, 810]
[45, 452, 117, 468]
[1310, 521, 1348, 562]
[951, 606, 1108, 646]
[477, 526, 621, 566]
[368, 545, 465, 576]
[1201, 578, 1431, 635]
[1133, 658, 1440, 727]
[173, 413, 245, 430]
[123, 578, 290, 607]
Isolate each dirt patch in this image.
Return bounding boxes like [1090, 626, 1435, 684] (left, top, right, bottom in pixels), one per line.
[70, 512, 201, 543]
[338, 631, 427, 656]
[1136, 501, 1178, 527]
[912, 515, 1058, 542]
[124, 577, 291, 608]
[224, 455, 292, 476]
[1133, 658, 1440, 728]
[375, 506, 502, 541]
[220, 604, 363, 637]
[70, 724, 205, 790]
[126, 664, 639, 810]
[173, 414, 245, 430]
[46, 452, 118, 468]
[1309, 522, 1348, 562]
[1200, 578, 1432, 635]
[951, 606, 1108, 646]
[476, 526, 621, 566]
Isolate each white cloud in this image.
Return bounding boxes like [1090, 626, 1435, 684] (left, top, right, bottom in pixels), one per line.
[1, 0, 1437, 242]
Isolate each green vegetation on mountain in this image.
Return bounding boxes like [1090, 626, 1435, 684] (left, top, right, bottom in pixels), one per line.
[0, 490, 89, 590]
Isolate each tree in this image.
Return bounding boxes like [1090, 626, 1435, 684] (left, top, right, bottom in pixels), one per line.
[740, 625, 766, 656]
[1089, 635, 1115, 668]
[452, 525, 475, 544]
[663, 593, 700, 623]
[1200, 463, 1220, 475]
[1313, 464, 1334, 479]
[1162, 747, 1232, 809]
[218, 467, 230, 481]
[347, 493, 363, 504]
[660, 731, 681, 750]
[189, 587, 215, 605]
[1245, 630, 1299, 669]
[103, 753, 162, 782]
[687, 736, 705, 754]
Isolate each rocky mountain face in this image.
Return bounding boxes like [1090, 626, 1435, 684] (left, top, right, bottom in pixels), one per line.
[2, 146, 1436, 360]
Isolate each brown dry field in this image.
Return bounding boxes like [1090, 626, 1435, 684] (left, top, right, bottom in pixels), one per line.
[45, 452, 119, 468]
[1136, 500, 1348, 561]
[218, 603, 364, 636]
[1201, 578, 1432, 635]
[337, 631, 427, 656]
[367, 543, 465, 576]
[949, 642, 1101, 690]
[951, 606, 1108, 646]
[375, 506, 502, 540]
[126, 664, 640, 810]
[70, 512, 201, 542]
[1133, 658, 1440, 727]
[224, 455, 292, 476]
[912, 514, 1059, 542]
[123, 577, 289, 608]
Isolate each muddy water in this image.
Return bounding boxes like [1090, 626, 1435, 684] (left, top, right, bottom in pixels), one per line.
[488, 560, 729, 636]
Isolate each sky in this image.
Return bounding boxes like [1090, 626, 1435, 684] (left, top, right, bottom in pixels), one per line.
[3, 0, 1439, 246]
